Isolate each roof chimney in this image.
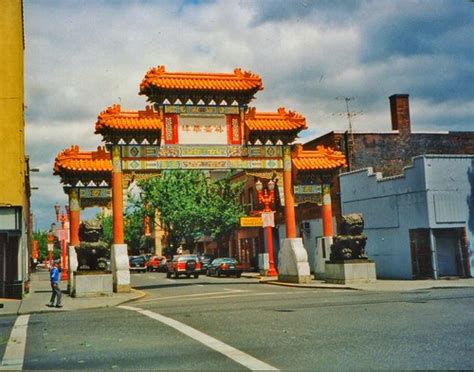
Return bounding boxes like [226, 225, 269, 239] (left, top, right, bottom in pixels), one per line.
[389, 94, 411, 134]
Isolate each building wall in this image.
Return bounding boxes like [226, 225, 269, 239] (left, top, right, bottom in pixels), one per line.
[340, 155, 474, 279]
[0, 0, 25, 206]
[0, 0, 28, 299]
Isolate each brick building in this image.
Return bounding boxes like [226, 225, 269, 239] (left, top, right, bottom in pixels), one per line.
[303, 94, 474, 225]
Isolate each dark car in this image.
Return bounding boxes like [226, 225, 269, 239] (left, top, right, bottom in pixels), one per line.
[129, 255, 147, 273]
[146, 255, 167, 272]
[198, 255, 214, 274]
[206, 257, 243, 278]
[166, 254, 201, 279]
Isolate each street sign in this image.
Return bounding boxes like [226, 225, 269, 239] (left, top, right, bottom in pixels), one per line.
[261, 212, 275, 227]
[240, 216, 262, 227]
[47, 243, 54, 252]
[56, 229, 68, 241]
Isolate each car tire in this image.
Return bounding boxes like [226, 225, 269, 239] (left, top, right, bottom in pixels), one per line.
[236, 273, 241, 278]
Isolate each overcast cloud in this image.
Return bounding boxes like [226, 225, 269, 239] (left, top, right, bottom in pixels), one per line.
[24, 0, 474, 229]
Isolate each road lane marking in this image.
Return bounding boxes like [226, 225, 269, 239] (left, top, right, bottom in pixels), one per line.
[0, 315, 30, 370]
[119, 306, 278, 371]
[136, 289, 251, 303]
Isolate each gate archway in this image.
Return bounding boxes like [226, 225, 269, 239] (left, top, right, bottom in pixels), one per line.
[54, 66, 346, 292]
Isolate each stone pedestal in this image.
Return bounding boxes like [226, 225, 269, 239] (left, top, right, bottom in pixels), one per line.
[315, 237, 333, 279]
[68, 246, 79, 294]
[72, 272, 113, 297]
[278, 238, 311, 284]
[325, 260, 376, 284]
[111, 244, 130, 292]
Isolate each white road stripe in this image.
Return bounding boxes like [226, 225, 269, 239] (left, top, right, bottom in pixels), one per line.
[0, 315, 30, 370]
[137, 289, 251, 303]
[119, 305, 278, 371]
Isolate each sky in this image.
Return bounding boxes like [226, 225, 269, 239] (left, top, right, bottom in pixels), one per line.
[24, 0, 474, 230]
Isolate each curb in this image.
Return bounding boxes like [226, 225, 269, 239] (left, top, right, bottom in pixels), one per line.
[259, 280, 361, 290]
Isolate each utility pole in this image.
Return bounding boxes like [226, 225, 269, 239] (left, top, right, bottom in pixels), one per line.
[333, 97, 363, 171]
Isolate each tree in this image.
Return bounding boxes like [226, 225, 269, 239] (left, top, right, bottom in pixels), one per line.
[203, 175, 246, 256]
[97, 208, 148, 255]
[32, 230, 48, 260]
[139, 170, 245, 256]
[97, 214, 113, 247]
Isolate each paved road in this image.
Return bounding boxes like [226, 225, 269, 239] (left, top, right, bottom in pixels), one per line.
[2, 272, 473, 370]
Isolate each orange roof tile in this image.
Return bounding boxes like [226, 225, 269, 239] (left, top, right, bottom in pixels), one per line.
[54, 145, 112, 174]
[95, 104, 162, 133]
[292, 144, 346, 171]
[139, 66, 263, 94]
[245, 107, 307, 132]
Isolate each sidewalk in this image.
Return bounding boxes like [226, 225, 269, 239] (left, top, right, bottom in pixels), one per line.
[2, 270, 473, 317]
[0, 270, 144, 317]
[242, 272, 474, 291]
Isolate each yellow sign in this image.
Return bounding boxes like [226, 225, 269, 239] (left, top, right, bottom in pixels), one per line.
[240, 216, 263, 227]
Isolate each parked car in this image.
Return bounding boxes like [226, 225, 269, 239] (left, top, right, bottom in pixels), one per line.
[147, 255, 167, 272]
[166, 254, 201, 279]
[206, 257, 243, 278]
[198, 255, 214, 274]
[129, 255, 147, 273]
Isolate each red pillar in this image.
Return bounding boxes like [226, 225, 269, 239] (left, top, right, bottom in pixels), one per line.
[266, 225, 277, 276]
[111, 145, 124, 244]
[321, 184, 334, 237]
[69, 189, 80, 246]
[283, 146, 296, 238]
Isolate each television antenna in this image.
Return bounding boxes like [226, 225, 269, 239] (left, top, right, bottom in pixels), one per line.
[332, 97, 363, 170]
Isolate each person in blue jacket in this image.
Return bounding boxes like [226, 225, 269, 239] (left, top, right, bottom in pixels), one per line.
[48, 263, 62, 308]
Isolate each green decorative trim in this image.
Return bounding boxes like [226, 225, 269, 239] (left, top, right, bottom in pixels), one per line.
[294, 194, 323, 205]
[121, 146, 159, 158]
[293, 184, 324, 194]
[79, 188, 112, 199]
[247, 146, 283, 158]
[123, 158, 283, 170]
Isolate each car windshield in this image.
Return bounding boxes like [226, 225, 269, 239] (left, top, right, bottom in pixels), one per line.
[222, 258, 237, 264]
[177, 255, 198, 262]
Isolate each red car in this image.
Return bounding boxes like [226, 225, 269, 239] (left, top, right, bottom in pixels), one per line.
[166, 255, 201, 279]
[146, 255, 167, 272]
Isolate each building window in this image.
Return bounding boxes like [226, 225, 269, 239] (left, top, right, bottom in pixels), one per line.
[248, 188, 254, 211]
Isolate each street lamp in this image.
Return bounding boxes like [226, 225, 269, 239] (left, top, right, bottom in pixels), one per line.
[56, 207, 69, 281]
[256, 179, 278, 277]
[54, 202, 61, 222]
[46, 229, 55, 269]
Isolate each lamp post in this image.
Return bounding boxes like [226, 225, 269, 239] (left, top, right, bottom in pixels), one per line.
[58, 210, 69, 280]
[46, 229, 55, 269]
[54, 202, 61, 222]
[256, 179, 278, 277]
[53, 203, 70, 281]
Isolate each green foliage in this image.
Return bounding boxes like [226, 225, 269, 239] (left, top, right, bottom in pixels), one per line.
[139, 170, 245, 255]
[96, 209, 147, 254]
[32, 230, 48, 260]
[124, 204, 147, 254]
[97, 214, 113, 246]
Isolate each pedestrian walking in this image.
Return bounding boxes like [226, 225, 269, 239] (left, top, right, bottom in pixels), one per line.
[47, 262, 62, 308]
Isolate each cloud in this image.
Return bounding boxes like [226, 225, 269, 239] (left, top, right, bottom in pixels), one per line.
[23, 0, 474, 229]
